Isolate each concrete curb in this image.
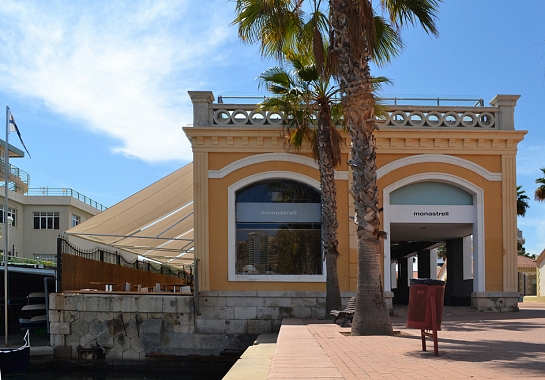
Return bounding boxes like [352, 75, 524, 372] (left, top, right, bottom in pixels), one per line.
[222, 333, 277, 380]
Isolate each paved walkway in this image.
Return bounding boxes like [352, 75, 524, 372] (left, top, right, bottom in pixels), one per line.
[266, 303, 545, 379]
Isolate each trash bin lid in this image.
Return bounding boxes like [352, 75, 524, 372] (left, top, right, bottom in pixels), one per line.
[410, 278, 446, 286]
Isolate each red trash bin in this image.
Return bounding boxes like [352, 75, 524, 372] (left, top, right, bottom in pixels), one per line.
[406, 278, 446, 356]
[406, 278, 446, 330]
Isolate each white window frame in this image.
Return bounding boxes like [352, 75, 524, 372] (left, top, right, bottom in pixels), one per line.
[72, 214, 81, 227]
[0, 206, 17, 227]
[34, 211, 60, 230]
[228, 171, 326, 282]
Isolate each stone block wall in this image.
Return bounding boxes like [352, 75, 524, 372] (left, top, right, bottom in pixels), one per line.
[471, 291, 520, 312]
[197, 291, 337, 335]
[49, 293, 197, 359]
[49, 291, 350, 360]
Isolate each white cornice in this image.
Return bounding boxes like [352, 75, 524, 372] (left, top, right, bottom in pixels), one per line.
[377, 154, 502, 181]
[209, 153, 349, 180]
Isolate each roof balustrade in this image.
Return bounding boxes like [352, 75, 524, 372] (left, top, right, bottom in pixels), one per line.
[190, 92, 519, 131]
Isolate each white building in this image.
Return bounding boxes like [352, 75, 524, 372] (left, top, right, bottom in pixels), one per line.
[0, 140, 105, 263]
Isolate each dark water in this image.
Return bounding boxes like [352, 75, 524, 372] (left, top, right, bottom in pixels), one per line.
[2, 329, 237, 380]
[8, 356, 237, 380]
[14, 360, 236, 380]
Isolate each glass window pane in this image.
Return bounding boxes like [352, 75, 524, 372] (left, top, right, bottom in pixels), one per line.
[236, 224, 321, 275]
[235, 179, 322, 277]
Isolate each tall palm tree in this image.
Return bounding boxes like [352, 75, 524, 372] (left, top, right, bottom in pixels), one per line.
[258, 50, 344, 317]
[233, 0, 436, 335]
[329, 0, 441, 336]
[535, 168, 545, 202]
[517, 185, 530, 217]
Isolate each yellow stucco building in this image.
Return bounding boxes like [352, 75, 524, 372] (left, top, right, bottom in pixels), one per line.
[184, 92, 526, 312]
[55, 92, 528, 356]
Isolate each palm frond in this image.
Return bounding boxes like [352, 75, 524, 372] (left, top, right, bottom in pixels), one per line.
[373, 76, 394, 121]
[535, 187, 545, 202]
[328, 125, 344, 167]
[233, 0, 308, 59]
[258, 66, 296, 94]
[372, 76, 394, 92]
[347, 0, 375, 61]
[517, 185, 530, 217]
[535, 168, 545, 201]
[372, 15, 404, 66]
[297, 64, 319, 82]
[382, 0, 441, 37]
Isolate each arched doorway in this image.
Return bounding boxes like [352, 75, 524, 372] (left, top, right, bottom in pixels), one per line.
[382, 174, 485, 306]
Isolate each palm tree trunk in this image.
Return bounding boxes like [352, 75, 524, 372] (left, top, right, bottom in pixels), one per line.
[330, 0, 392, 335]
[317, 106, 342, 318]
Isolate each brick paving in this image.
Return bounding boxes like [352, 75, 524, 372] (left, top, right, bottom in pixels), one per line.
[268, 303, 545, 379]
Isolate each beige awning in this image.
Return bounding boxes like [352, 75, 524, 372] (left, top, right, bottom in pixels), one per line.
[65, 163, 194, 268]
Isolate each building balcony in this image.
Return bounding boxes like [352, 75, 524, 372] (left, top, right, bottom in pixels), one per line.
[0, 161, 30, 194]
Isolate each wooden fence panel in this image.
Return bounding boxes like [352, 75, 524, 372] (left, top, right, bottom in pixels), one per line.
[61, 253, 189, 291]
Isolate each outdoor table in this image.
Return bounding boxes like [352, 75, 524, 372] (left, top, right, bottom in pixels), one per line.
[160, 283, 191, 293]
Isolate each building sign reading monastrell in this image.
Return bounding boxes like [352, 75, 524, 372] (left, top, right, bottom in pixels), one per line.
[389, 205, 474, 223]
[413, 211, 450, 217]
[237, 202, 321, 223]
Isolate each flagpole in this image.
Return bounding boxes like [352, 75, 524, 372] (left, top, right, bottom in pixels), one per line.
[4, 106, 9, 346]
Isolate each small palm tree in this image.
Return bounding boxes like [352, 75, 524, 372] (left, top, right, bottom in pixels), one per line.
[259, 51, 392, 317]
[535, 168, 545, 202]
[259, 50, 344, 317]
[517, 185, 530, 217]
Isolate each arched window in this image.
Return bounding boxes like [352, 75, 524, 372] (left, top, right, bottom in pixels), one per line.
[235, 179, 322, 276]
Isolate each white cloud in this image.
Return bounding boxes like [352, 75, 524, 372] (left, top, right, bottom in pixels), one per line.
[0, 0, 236, 162]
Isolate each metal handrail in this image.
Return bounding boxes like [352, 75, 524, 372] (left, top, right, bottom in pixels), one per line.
[217, 95, 485, 107]
[25, 187, 108, 211]
[218, 95, 267, 104]
[381, 97, 484, 107]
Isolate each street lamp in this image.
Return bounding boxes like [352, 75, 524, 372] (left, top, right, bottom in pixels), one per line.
[3, 215, 13, 346]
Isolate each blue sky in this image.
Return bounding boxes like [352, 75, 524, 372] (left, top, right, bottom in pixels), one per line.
[0, 1, 544, 256]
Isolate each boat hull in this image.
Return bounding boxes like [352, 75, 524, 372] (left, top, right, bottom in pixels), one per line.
[0, 346, 30, 376]
[0, 330, 30, 376]
[19, 315, 47, 329]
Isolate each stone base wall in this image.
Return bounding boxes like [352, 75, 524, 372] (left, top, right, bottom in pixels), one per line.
[471, 291, 520, 312]
[197, 291, 350, 334]
[49, 290, 511, 360]
[49, 291, 355, 360]
[49, 292, 201, 359]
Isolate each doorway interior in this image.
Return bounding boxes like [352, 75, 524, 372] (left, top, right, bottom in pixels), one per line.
[382, 178, 485, 306]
